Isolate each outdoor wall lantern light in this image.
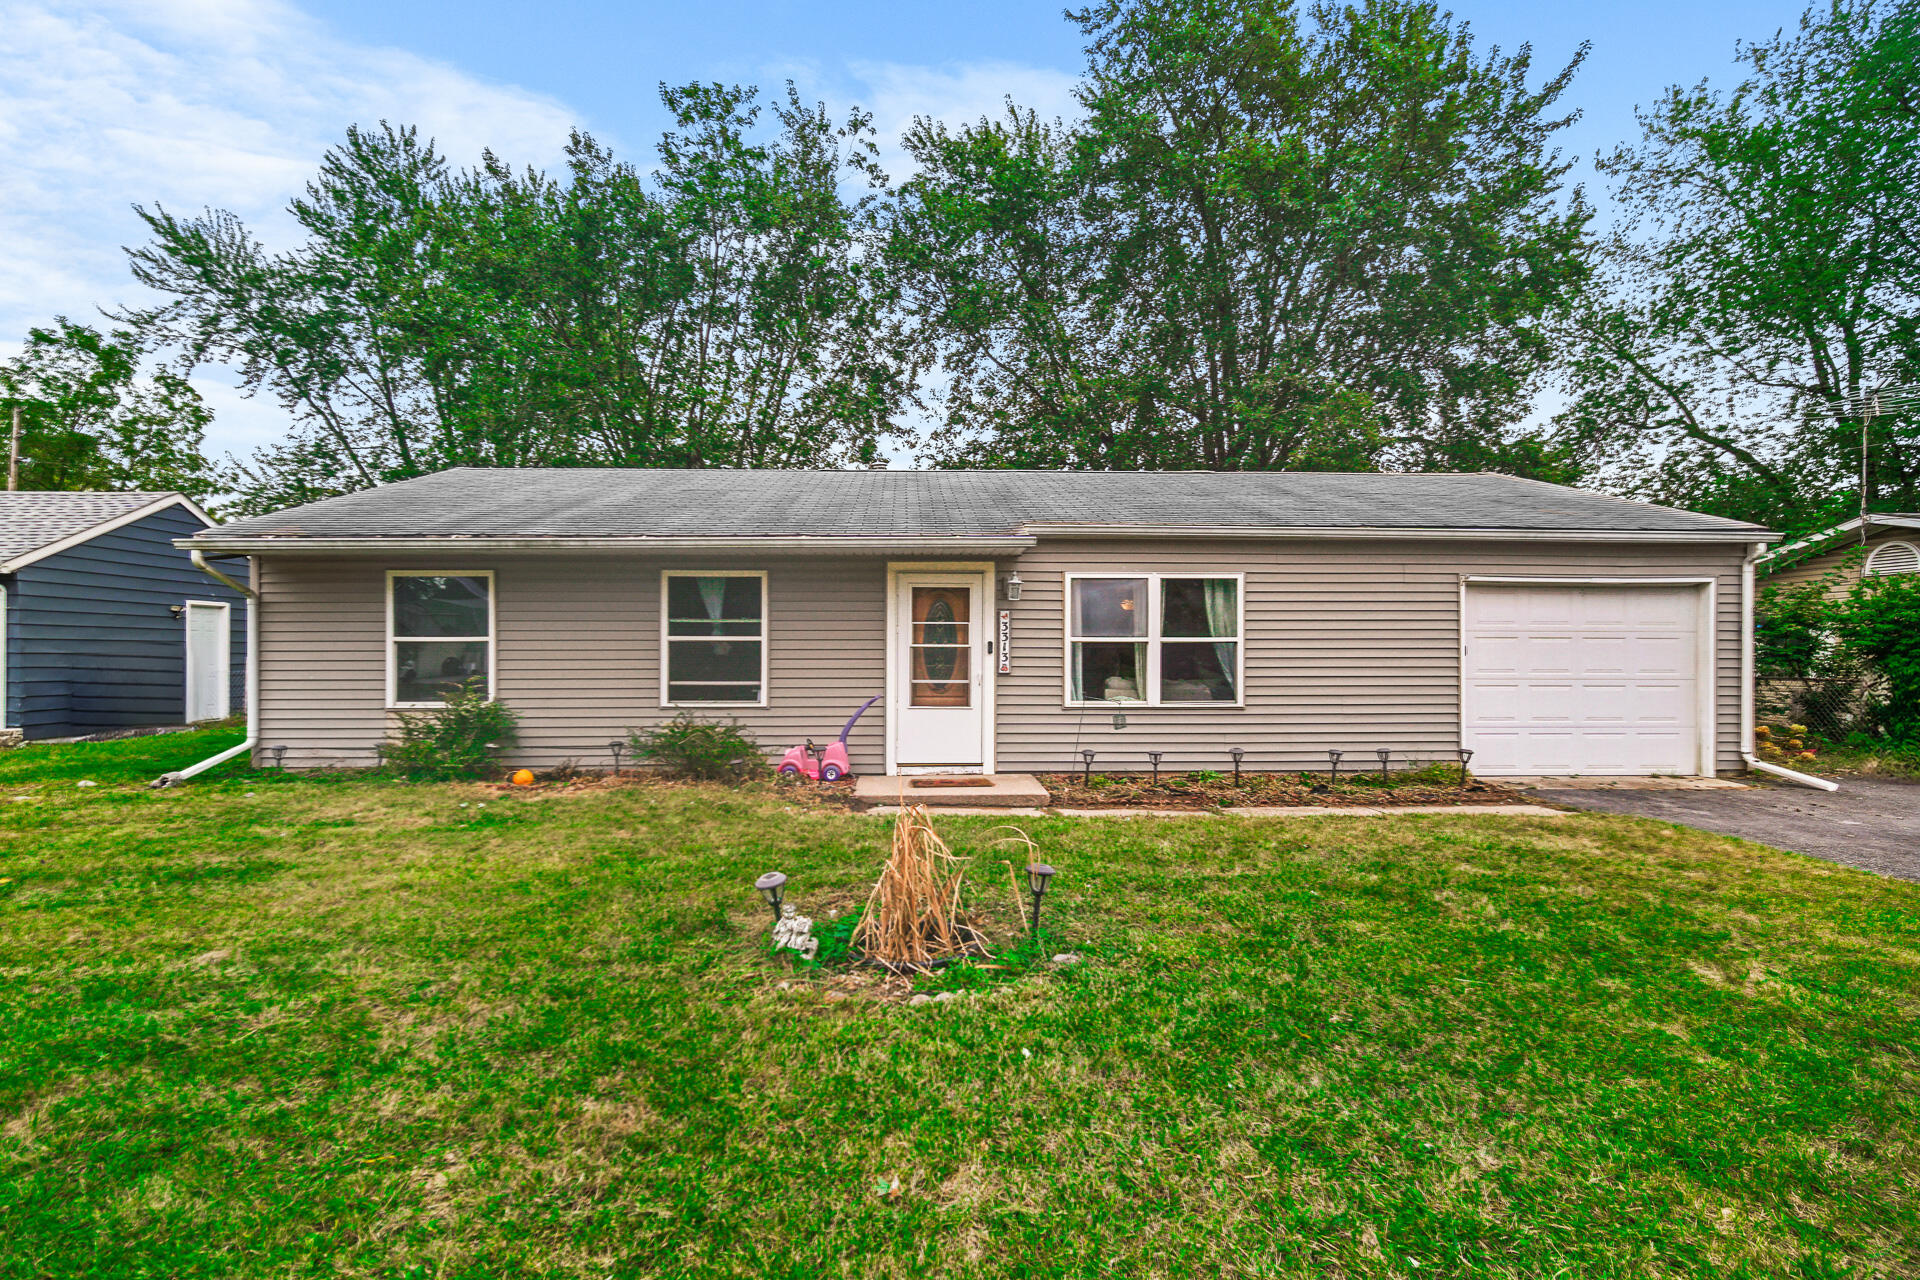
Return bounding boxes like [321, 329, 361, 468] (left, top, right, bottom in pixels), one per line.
[1326, 749, 1343, 787]
[754, 871, 788, 925]
[1025, 863, 1056, 934]
[1147, 751, 1163, 783]
[169, 603, 186, 619]
[1080, 749, 1096, 783]
[608, 740, 628, 776]
[1457, 747, 1475, 787]
[1000, 571, 1024, 602]
[1376, 748, 1392, 783]
[1229, 747, 1245, 784]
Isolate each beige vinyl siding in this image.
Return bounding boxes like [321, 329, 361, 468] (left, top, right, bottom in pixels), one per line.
[256, 537, 1752, 777]
[1763, 527, 1916, 598]
[993, 538, 1751, 776]
[256, 554, 887, 771]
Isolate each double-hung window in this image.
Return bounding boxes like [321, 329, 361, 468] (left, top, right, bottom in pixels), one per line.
[1066, 573, 1242, 705]
[662, 572, 767, 705]
[388, 571, 494, 706]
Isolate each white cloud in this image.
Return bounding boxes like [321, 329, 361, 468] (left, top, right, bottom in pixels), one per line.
[0, 0, 582, 461]
[842, 59, 1083, 186]
[0, 1, 1081, 470]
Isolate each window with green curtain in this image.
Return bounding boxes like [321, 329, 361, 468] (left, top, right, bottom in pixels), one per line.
[664, 573, 765, 703]
[1066, 574, 1239, 704]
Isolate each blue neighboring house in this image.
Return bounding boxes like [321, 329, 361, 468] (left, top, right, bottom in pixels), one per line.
[0, 492, 248, 741]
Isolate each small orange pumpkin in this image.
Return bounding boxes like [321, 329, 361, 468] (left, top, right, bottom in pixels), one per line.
[510, 769, 536, 786]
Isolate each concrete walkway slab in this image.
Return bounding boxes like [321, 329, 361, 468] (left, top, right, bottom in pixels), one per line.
[854, 774, 1050, 808]
[890, 803, 1571, 820]
[864, 806, 1049, 818]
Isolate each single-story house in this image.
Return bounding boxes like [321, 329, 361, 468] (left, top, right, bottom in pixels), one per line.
[0, 491, 248, 741]
[1757, 513, 1920, 596]
[178, 468, 1779, 778]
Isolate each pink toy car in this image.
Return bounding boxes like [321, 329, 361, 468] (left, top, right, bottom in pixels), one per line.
[778, 695, 879, 782]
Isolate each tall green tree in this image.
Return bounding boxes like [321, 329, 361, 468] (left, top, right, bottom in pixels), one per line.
[0, 320, 212, 495]
[1556, 0, 1920, 530]
[125, 85, 914, 513]
[889, 0, 1592, 473]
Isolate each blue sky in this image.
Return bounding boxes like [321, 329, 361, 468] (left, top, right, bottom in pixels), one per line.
[1, 0, 1807, 463]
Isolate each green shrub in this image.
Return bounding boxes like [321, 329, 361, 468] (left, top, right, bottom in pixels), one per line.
[1755, 579, 1845, 680]
[630, 714, 767, 781]
[382, 679, 519, 779]
[1836, 575, 1920, 742]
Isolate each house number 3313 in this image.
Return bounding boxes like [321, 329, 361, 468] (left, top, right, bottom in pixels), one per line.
[997, 610, 1012, 674]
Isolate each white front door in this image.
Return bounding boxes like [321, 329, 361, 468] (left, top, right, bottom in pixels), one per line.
[184, 600, 231, 722]
[1463, 583, 1706, 775]
[893, 572, 987, 769]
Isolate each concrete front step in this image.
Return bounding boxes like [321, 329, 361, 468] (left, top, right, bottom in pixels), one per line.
[852, 773, 1051, 808]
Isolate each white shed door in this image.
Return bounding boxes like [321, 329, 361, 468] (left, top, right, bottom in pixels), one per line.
[184, 601, 231, 723]
[1463, 584, 1703, 776]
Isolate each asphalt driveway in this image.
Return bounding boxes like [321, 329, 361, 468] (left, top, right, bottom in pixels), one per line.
[1526, 777, 1920, 880]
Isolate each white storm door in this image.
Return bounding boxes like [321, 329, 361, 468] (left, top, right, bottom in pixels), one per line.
[1463, 584, 1703, 776]
[184, 601, 231, 723]
[894, 574, 987, 768]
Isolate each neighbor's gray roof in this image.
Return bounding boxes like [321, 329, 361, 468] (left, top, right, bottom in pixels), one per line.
[191, 468, 1774, 546]
[0, 491, 190, 565]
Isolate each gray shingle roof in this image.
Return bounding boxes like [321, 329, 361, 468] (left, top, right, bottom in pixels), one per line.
[0, 491, 186, 564]
[198, 468, 1772, 542]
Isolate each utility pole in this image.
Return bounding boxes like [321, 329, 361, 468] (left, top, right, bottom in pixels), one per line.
[7, 406, 18, 492]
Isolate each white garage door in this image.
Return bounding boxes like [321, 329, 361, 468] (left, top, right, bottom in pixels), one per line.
[1463, 584, 1705, 776]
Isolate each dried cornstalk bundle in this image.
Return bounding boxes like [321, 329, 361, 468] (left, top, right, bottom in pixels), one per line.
[855, 802, 977, 971]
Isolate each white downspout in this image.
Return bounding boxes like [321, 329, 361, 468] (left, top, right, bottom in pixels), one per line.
[1740, 540, 1838, 791]
[152, 551, 258, 787]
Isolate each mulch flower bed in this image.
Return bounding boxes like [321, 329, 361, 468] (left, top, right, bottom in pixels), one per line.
[1036, 772, 1527, 809]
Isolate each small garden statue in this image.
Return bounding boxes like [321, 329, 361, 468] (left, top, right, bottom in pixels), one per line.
[771, 903, 818, 962]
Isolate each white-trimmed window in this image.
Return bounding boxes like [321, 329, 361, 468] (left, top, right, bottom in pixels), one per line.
[1865, 540, 1920, 577]
[662, 571, 768, 705]
[388, 571, 494, 707]
[1065, 573, 1243, 706]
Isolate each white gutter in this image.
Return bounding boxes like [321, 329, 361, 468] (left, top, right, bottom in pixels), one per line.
[152, 551, 259, 788]
[178, 527, 1777, 555]
[1740, 540, 1838, 791]
[175, 535, 1039, 555]
[1016, 524, 1780, 543]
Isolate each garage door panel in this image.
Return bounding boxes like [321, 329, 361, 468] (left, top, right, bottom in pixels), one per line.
[1463, 585, 1704, 776]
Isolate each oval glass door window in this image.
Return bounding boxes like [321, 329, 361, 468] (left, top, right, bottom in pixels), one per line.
[911, 586, 971, 707]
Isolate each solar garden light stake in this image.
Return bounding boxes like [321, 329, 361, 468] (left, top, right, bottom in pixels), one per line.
[753, 871, 788, 927]
[1081, 749, 1096, 784]
[608, 740, 627, 776]
[1327, 749, 1342, 788]
[1457, 747, 1474, 788]
[1025, 863, 1056, 935]
[1377, 748, 1391, 784]
[1148, 751, 1163, 783]
[268, 745, 289, 770]
[1230, 747, 1244, 784]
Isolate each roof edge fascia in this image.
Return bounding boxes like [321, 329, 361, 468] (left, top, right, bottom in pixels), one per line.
[179, 525, 1777, 554]
[1017, 523, 1777, 543]
[176, 534, 1041, 555]
[2, 493, 209, 573]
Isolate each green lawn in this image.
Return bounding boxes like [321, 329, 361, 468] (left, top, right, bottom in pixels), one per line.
[2, 729, 1917, 1278]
